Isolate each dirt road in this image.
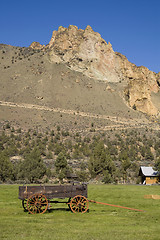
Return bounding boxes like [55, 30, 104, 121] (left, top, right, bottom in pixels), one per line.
[0, 100, 159, 130]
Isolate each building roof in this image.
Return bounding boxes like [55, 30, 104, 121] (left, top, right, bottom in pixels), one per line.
[139, 166, 159, 177]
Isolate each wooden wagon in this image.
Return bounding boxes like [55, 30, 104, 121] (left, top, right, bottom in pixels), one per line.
[19, 183, 88, 214]
[19, 183, 144, 214]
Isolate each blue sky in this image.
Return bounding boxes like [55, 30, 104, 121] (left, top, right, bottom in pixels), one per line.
[0, 0, 160, 73]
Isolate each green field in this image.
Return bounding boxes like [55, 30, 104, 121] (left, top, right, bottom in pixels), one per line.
[0, 184, 160, 240]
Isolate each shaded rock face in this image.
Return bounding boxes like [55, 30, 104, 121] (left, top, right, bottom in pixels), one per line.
[48, 25, 160, 116]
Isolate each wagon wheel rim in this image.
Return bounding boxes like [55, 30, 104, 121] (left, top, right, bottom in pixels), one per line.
[27, 193, 48, 214]
[22, 199, 28, 212]
[70, 195, 89, 213]
[67, 197, 71, 210]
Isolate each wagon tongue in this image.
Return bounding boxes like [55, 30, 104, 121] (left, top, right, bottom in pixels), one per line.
[88, 199, 144, 212]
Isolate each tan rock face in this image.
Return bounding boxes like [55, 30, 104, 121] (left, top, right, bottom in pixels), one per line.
[125, 79, 158, 115]
[48, 25, 119, 82]
[116, 52, 159, 115]
[48, 25, 160, 115]
[30, 41, 43, 49]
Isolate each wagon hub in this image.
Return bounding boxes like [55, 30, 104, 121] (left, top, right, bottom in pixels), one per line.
[35, 201, 40, 208]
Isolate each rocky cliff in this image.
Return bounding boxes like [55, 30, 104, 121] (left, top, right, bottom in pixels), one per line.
[39, 25, 160, 116]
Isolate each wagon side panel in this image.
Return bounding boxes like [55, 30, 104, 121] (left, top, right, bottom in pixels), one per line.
[19, 186, 47, 200]
[70, 184, 88, 198]
[19, 184, 88, 200]
[42, 185, 87, 199]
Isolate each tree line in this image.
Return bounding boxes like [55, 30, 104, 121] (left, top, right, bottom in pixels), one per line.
[0, 123, 160, 184]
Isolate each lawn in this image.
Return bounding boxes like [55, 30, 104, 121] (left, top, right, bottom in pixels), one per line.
[0, 184, 160, 240]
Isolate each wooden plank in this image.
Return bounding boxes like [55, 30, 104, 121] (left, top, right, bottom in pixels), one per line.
[19, 184, 87, 200]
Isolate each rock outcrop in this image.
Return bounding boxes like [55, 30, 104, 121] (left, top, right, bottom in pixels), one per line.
[48, 25, 119, 82]
[116, 52, 159, 115]
[47, 25, 160, 116]
[30, 41, 44, 49]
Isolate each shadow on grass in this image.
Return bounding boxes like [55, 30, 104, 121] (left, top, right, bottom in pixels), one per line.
[48, 207, 71, 213]
[23, 206, 109, 214]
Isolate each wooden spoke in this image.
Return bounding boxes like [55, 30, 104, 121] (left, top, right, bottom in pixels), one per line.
[27, 194, 48, 214]
[69, 195, 89, 213]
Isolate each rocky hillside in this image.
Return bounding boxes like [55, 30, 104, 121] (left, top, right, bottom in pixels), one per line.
[1, 25, 160, 184]
[47, 25, 160, 116]
[0, 25, 160, 131]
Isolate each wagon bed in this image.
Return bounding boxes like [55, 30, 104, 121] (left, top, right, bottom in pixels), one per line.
[19, 184, 87, 200]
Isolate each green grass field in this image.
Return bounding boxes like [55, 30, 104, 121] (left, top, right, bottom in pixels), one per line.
[0, 184, 160, 240]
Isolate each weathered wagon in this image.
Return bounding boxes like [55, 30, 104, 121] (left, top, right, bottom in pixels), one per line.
[19, 183, 144, 214]
[19, 183, 88, 214]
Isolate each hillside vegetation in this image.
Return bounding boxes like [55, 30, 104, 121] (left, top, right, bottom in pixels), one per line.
[1, 122, 160, 184]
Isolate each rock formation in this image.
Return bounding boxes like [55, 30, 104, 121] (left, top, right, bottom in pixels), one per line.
[48, 25, 119, 82]
[116, 53, 159, 115]
[30, 41, 44, 49]
[46, 25, 160, 115]
[1, 25, 159, 117]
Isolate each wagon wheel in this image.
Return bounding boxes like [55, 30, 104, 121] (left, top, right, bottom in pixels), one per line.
[70, 195, 89, 213]
[67, 197, 72, 210]
[27, 193, 48, 214]
[22, 199, 28, 212]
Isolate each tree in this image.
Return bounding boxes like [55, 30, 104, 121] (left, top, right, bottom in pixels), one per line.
[145, 147, 154, 161]
[55, 152, 69, 182]
[54, 142, 64, 155]
[155, 157, 160, 173]
[76, 161, 88, 182]
[102, 169, 112, 183]
[88, 140, 116, 181]
[0, 152, 13, 182]
[16, 148, 46, 183]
